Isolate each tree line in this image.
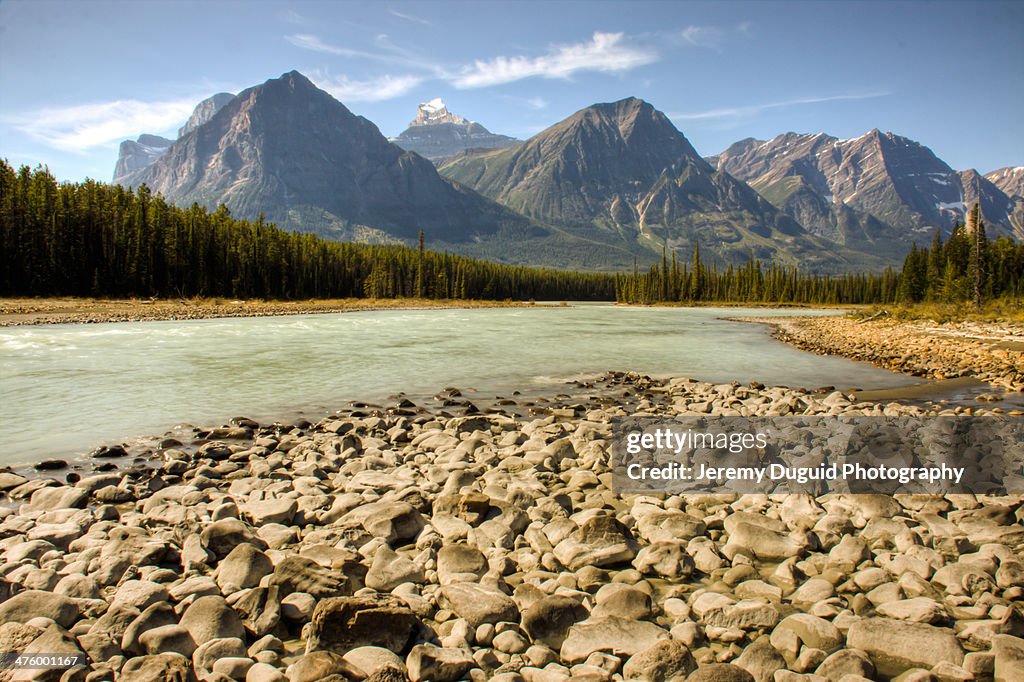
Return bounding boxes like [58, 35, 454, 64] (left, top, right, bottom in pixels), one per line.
[614, 244, 901, 305]
[896, 205, 1024, 307]
[614, 208, 1024, 307]
[0, 162, 614, 301]
[2, 161, 1022, 308]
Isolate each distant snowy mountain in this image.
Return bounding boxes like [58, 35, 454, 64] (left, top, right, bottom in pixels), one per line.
[390, 98, 518, 163]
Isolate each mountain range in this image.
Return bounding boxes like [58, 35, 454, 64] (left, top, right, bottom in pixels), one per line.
[127, 72, 536, 247]
[708, 131, 1024, 245]
[110, 70, 1021, 272]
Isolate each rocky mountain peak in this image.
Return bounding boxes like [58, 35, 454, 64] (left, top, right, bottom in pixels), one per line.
[178, 92, 235, 137]
[129, 71, 529, 243]
[409, 98, 468, 127]
[392, 99, 518, 163]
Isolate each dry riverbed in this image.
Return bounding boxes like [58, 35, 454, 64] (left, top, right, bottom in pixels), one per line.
[747, 315, 1024, 395]
[0, 372, 1021, 682]
[0, 298, 528, 327]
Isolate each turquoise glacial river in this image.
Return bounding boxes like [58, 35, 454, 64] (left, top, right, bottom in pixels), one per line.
[0, 305, 917, 466]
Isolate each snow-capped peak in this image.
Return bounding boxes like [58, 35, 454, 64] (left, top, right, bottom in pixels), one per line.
[409, 98, 469, 127]
[421, 97, 445, 114]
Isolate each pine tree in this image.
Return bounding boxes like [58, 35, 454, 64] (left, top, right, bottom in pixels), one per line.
[967, 204, 988, 309]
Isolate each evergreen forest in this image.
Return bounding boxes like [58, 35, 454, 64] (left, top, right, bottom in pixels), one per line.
[3, 162, 1023, 308]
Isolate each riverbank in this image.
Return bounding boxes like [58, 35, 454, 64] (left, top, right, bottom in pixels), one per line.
[745, 315, 1024, 393]
[0, 297, 534, 327]
[1, 372, 1021, 682]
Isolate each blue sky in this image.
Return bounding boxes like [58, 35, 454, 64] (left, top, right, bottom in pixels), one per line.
[1, 0, 1021, 182]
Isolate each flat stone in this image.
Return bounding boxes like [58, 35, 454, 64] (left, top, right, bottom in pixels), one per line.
[771, 614, 843, 654]
[993, 634, 1024, 682]
[179, 595, 246, 647]
[733, 637, 786, 682]
[703, 600, 780, 631]
[341, 501, 424, 544]
[118, 653, 194, 682]
[365, 545, 425, 591]
[406, 645, 474, 682]
[216, 543, 275, 593]
[621, 638, 696, 681]
[877, 598, 948, 624]
[138, 624, 197, 657]
[846, 617, 964, 678]
[553, 516, 638, 570]
[560, 616, 669, 664]
[436, 543, 488, 584]
[304, 595, 419, 655]
[194, 637, 248, 674]
[0, 590, 81, 628]
[342, 646, 407, 678]
[521, 595, 589, 649]
[269, 555, 349, 599]
[201, 519, 265, 560]
[437, 583, 519, 628]
[245, 497, 298, 525]
[725, 522, 806, 562]
[633, 541, 695, 579]
[23, 485, 87, 512]
[285, 651, 354, 682]
[684, 663, 755, 682]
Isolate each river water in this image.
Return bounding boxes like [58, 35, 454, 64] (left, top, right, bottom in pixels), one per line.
[0, 305, 916, 466]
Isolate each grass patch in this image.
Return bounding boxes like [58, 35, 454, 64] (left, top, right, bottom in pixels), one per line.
[850, 299, 1024, 323]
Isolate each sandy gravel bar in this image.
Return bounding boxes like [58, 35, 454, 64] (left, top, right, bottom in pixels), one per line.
[749, 316, 1024, 393]
[0, 298, 528, 327]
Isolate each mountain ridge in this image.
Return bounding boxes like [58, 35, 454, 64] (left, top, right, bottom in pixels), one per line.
[439, 97, 883, 271]
[130, 71, 538, 246]
[711, 130, 1023, 242]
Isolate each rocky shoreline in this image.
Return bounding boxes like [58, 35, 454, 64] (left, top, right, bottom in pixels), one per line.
[754, 316, 1024, 393]
[0, 298, 528, 328]
[1, 372, 1022, 682]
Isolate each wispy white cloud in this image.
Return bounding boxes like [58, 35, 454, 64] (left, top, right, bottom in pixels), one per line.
[312, 73, 423, 102]
[287, 32, 446, 77]
[451, 32, 658, 88]
[671, 92, 890, 121]
[5, 98, 199, 152]
[280, 9, 308, 25]
[680, 25, 726, 49]
[526, 97, 548, 110]
[679, 22, 752, 50]
[286, 34, 386, 61]
[389, 8, 431, 26]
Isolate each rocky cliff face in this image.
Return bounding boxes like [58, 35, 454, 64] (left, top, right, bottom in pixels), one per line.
[440, 98, 873, 270]
[112, 94, 235, 185]
[712, 131, 1021, 240]
[131, 72, 533, 243]
[390, 99, 519, 163]
[986, 166, 1024, 199]
[178, 92, 235, 137]
[112, 134, 174, 184]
